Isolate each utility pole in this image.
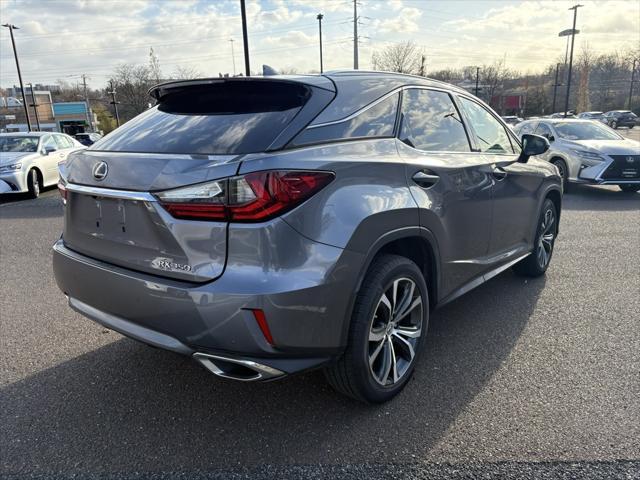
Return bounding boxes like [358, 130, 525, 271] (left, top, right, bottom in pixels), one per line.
[552, 63, 561, 112]
[475, 67, 480, 96]
[629, 58, 638, 109]
[81, 74, 92, 131]
[317, 13, 324, 73]
[108, 81, 120, 128]
[564, 4, 583, 117]
[419, 55, 426, 77]
[2, 23, 32, 132]
[240, 0, 250, 76]
[353, 0, 359, 70]
[27, 83, 40, 131]
[229, 39, 236, 76]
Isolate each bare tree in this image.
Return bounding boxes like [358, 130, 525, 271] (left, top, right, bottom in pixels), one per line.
[171, 65, 202, 80]
[481, 60, 510, 108]
[109, 63, 154, 118]
[149, 47, 162, 84]
[576, 44, 595, 112]
[371, 41, 423, 74]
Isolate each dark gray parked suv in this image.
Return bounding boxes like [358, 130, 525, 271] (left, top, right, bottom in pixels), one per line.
[53, 72, 561, 403]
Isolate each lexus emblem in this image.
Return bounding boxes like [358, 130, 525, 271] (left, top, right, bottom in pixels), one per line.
[92, 161, 108, 180]
[627, 157, 635, 164]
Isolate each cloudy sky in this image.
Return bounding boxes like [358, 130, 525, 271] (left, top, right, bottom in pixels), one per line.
[0, 0, 638, 89]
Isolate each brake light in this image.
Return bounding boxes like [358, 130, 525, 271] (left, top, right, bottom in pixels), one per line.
[155, 170, 334, 222]
[57, 181, 67, 204]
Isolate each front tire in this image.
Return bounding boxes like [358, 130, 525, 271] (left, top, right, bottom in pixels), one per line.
[619, 184, 640, 193]
[325, 255, 428, 403]
[551, 158, 569, 192]
[513, 198, 558, 278]
[27, 169, 40, 199]
[611, 120, 618, 129]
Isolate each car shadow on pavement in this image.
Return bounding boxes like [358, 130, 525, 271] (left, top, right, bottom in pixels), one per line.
[1, 271, 545, 475]
[562, 185, 640, 211]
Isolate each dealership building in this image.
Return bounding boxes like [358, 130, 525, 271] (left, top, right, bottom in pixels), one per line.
[0, 89, 97, 134]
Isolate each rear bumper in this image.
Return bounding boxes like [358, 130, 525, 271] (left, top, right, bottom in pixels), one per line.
[52, 227, 364, 375]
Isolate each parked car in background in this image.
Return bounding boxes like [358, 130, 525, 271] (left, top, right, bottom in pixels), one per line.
[53, 72, 560, 403]
[550, 112, 577, 118]
[0, 132, 84, 198]
[501, 115, 523, 125]
[603, 110, 638, 129]
[75, 132, 103, 146]
[514, 118, 640, 193]
[577, 111, 606, 123]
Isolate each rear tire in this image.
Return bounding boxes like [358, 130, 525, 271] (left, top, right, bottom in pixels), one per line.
[27, 169, 40, 199]
[513, 198, 558, 278]
[619, 184, 640, 193]
[325, 254, 428, 403]
[611, 120, 618, 129]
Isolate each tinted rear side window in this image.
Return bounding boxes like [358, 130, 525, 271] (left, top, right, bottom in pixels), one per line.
[399, 89, 470, 152]
[290, 93, 399, 147]
[91, 82, 310, 155]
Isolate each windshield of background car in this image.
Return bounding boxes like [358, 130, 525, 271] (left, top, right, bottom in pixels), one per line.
[0, 136, 39, 153]
[92, 82, 311, 155]
[554, 122, 622, 140]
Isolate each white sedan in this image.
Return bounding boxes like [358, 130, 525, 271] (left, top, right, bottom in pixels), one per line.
[0, 132, 84, 198]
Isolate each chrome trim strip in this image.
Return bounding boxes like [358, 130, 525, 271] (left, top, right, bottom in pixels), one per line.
[598, 180, 640, 185]
[66, 183, 156, 202]
[193, 352, 285, 382]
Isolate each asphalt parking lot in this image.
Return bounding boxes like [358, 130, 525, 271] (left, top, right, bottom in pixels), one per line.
[1, 133, 639, 479]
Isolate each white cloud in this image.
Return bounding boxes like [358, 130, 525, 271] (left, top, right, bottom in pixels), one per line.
[0, 0, 637, 87]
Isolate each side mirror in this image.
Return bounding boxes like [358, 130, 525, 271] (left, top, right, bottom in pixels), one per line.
[43, 145, 57, 155]
[518, 134, 549, 163]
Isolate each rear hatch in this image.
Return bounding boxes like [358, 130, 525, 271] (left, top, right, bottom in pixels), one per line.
[61, 77, 335, 282]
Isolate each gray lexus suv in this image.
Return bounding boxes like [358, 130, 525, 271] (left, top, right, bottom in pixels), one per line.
[53, 71, 561, 403]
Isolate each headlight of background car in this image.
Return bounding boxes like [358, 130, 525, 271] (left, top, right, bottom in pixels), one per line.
[0, 163, 23, 173]
[570, 149, 606, 162]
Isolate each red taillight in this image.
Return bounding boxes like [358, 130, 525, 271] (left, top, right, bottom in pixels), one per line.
[57, 181, 67, 204]
[156, 170, 334, 222]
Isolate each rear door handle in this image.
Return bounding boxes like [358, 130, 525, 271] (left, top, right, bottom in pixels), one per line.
[412, 170, 440, 188]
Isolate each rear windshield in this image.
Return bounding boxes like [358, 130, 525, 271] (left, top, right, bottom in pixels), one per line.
[91, 82, 310, 155]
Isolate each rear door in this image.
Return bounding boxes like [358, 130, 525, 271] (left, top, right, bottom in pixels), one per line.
[62, 79, 333, 282]
[396, 88, 494, 298]
[457, 96, 543, 260]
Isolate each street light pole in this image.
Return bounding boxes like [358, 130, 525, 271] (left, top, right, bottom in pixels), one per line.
[240, 0, 251, 76]
[475, 67, 480, 96]
[317, 13, 324, 73]
[563, 4, 583, 117]
[629, 58, 638, 109]
[552, 63, 561, 113]
[2, 23, 32, 132]
[109, 81, 120, 128]
[229, 39, 236, 76]
[27, 83, 41, 131]
[353, 0, 359, 69]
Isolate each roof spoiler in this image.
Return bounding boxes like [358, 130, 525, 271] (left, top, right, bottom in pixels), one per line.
[148, 76, 335, 102]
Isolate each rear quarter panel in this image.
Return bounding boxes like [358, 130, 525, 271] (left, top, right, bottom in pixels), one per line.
[237, 139, 420, 253]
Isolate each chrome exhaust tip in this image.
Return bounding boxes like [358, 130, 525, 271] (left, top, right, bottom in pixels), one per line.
[193, 352, 285, 382]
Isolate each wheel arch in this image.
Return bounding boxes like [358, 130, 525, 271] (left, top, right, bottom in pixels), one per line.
[339, 227, 440, 347]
